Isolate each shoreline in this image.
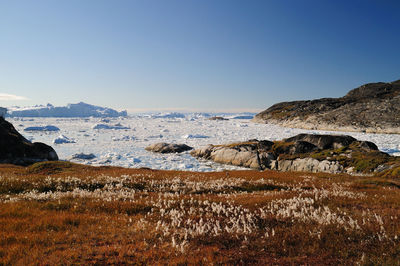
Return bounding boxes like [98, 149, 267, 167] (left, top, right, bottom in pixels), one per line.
[251, 117, 400, 135]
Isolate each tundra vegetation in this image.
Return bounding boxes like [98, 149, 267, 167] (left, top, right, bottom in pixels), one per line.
[0, 161, 399, 264]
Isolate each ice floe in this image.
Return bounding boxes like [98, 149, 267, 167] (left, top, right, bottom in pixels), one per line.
[54, 135, 76, 144]
[92, 123, 130, 130]
[71, 153, 96, 160]
[24, 125, 60, 132]
[181, 134, 209, 139]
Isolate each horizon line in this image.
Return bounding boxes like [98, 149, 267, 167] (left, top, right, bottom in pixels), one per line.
[1, 102, 264, 114]
[125, 107, 263, 114]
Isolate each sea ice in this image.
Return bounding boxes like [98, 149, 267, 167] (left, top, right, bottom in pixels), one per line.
[132, 158, 141, 163]
[112, 135, 135, 141]
[54, 135, 76, 144]
[232, 115, 254, 119]
[151, 112, 185, 119]
[181, 134, 209, 139]
[92, 123, 130, 130]
[10, 114, 400, 172]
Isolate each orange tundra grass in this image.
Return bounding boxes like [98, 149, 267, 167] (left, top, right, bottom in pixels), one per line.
[0, 161, 399, 265]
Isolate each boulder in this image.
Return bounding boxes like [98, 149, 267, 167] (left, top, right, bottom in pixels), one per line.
[191, 140, 276, 170]
[273, 140, 318, 155]
[276, 158, 343, 173]
[0, 117, 58, 165]
[284, 134, 356, 150]
[145, 143, 193, 153]
[359, 141, 379, 151]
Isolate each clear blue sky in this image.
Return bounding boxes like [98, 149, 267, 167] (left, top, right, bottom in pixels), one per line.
[1, 0, 399, 112]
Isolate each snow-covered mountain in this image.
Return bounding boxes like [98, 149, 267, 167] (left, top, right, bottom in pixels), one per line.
[8, 102, 127, 117]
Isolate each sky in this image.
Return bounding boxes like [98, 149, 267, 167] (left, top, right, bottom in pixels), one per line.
[1, 0, 400, 113]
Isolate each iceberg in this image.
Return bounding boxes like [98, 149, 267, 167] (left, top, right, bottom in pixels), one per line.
[181, 134, 209, 139]
[92, 123, 130, 130]
[8, 102, 127, 117]
[151, 112, 185, 119]
[53, 135, 76, 144]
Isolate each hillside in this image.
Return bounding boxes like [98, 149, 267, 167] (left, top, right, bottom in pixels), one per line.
[253, 79, 400, 134]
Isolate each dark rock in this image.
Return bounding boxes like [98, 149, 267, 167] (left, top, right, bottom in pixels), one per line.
[208, 116, 228, 121]
[0, 117, 58, 165]
[359, 141, 379, 151]
[257, 140, 275, 151]
[284, 134, 357, 150]
[71, 153, 96, 160]
[279, 141, 318, 155]
[344, 80, 400, 99]
[145, 143, 193, 153]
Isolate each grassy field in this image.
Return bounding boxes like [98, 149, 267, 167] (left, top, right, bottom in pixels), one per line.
[1, 161, 399, 265]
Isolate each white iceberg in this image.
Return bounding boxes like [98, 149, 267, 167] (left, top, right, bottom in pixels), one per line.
[151, 112, 185, 119]
[181, 134, 209, 139]
[8, 102, 127, 117]
[53, 135, 76, 144]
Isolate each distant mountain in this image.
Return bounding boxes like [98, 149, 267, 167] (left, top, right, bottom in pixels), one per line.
[8, 102, 127, 118]
[252, 79, 400, 134]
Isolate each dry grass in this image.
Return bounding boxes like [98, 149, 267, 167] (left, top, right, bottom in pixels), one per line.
[0, 161, 399, 265]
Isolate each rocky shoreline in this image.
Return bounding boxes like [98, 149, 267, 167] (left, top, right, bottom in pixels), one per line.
[0, 109, 58, 166]
[251, 117, 400, 134]
[2, 107, 399, 177]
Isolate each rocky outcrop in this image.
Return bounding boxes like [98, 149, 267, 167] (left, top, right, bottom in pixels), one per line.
[191, 141, 275, 169]
[191, 133, 392, 174]
[271, 158, 343, 173]
[252, 79, 400, 134]
[283, 134, 357, 150]
[145, 143, 193, 154]
[0, 117, 58, 166]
